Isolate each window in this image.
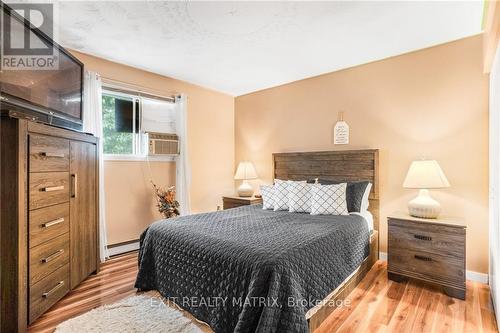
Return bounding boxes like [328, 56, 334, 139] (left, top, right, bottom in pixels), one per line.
[101, 88, 177, 159]
[141, 97, 177, 134]
[102, 92, 140, 155]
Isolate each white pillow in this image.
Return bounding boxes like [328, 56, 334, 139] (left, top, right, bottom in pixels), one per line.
[260, 185, 275, 210]
[289, 182, 313, 213]
[310, 183, 349, 215]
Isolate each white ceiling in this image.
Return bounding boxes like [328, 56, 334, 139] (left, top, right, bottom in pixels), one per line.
[52, 1, 482, 96]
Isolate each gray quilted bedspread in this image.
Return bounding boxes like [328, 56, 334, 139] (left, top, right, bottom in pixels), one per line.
[135, 205, 370, 333]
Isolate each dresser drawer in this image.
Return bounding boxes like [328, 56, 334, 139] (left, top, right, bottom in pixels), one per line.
[29, 263, 70, 324]
[388, 221, 465, 259]
[29, 203, 70, 248]
[29, 233, 69, 285]
[29, 134, 69, 172]
[223, 202, 244, 210]
[388, 248, 465, 286]
[29, 172, 69, 210]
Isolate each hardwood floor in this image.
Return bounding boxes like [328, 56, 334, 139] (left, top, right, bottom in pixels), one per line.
[29, 253, 498, 333]
[28, 252, 138, 333]
[317, 261, 498, 333]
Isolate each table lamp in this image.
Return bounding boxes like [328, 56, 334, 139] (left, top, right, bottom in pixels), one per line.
[234, 161, 258, 197]
[403, 160, 450, 219]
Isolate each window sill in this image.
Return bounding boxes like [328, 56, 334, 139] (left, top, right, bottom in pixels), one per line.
[104, 154, 176, 162]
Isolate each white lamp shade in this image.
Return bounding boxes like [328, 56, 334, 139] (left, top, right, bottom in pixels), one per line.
[234, 161, 258, 180]
[403, 160, 450, 189]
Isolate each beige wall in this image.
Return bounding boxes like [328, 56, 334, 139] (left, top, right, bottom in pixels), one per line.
[104, 161, 175, 245]
[71, 50, 235, 245]
[235, 35, 489, 273]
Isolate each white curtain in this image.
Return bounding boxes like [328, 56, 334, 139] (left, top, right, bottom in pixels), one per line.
[490, 44, 500, 320]
[175, 94, 191, 215]
[83, 71, 109, 262]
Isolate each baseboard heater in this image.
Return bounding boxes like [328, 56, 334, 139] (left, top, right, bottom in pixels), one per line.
[107, 240, 140, 257]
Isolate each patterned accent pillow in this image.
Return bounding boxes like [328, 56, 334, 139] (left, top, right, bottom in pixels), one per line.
[310, 183, 349, 215]
[260, 185, 275, 210]
[273, 179, 307, 211]
[289, 182, 313, 213]
[273, 179, 290, 211]
[317, 180, 371, 213]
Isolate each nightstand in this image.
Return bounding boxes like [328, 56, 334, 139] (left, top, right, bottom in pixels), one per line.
[387, 213, 466, 299]
[222, 196, 262, 210]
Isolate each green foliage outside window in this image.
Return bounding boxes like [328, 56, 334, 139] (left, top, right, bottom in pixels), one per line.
[102, 94, 134, 154]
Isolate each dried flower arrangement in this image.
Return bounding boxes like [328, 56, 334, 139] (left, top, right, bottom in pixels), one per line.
[151, 181, 180, 219]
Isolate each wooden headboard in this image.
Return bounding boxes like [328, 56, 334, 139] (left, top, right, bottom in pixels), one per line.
[273, 149, 380, 231]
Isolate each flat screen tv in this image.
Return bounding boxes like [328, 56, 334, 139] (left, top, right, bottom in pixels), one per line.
[0, 3, 84, 131]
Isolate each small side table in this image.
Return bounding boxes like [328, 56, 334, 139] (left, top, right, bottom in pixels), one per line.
[387, 212, 466, 299]
[222, 196, 262, 210]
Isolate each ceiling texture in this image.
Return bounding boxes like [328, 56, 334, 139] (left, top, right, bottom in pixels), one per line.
[50, 1, 483, 96]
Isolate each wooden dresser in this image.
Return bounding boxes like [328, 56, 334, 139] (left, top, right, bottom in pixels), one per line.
[1, 118, 99, 332]
[222, 196, 263, 210]
[387, 213, 466, 299]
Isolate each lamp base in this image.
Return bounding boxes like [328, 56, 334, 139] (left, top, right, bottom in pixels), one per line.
[408, 189, 441, 219]
[237, 180, 254, 197]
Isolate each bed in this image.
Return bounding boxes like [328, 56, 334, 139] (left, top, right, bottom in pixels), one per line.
[135, 149, 379, 333]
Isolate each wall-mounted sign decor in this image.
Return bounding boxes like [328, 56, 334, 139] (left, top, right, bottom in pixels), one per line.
[334, 111, 349, 145]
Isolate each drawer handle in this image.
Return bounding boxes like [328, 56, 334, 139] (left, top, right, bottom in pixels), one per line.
[414, 234, 432, 241]
[42, 281, 64, 298]
[41, 249, 64, 263]
[41, 152, 65, 158]
[41, 218, 64, 228]
[414, 254, 433, 262]
[42, 185, 64, 192]
[71, 174, 78, 198]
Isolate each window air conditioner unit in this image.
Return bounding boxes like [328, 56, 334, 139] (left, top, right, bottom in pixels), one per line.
[147, 132, 179, 156]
